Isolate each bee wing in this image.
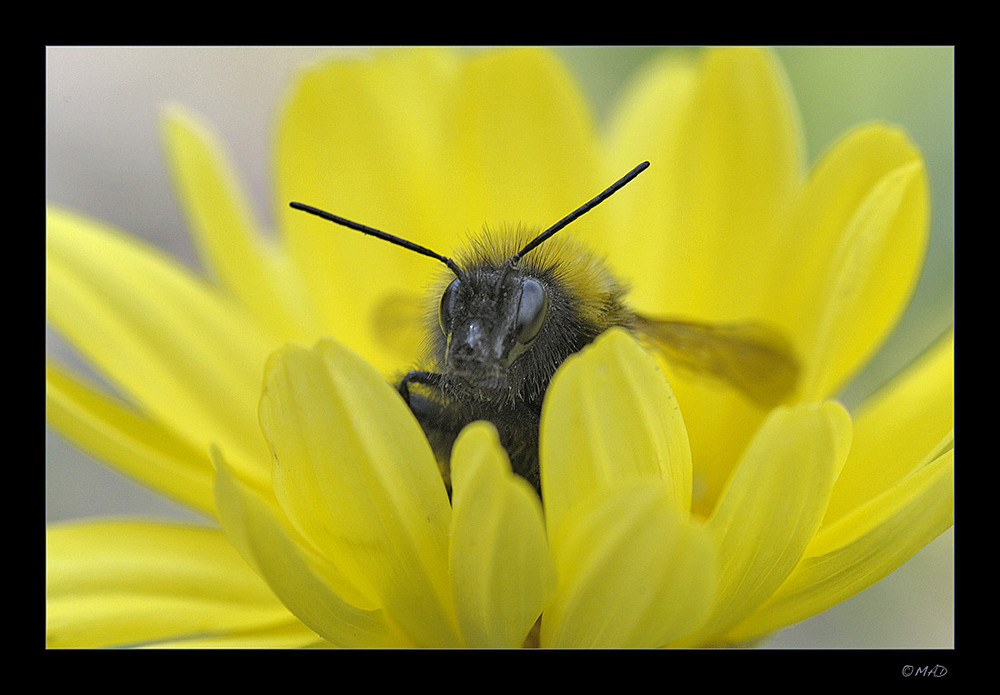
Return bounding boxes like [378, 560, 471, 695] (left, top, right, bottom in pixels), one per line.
[633, 315, 799, 408]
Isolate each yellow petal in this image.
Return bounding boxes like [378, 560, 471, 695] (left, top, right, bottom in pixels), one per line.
[138, 622, 331, 649]
[160, 103, 318, 341]
[682, 402, 852, 645]
[46, 207, 275, 493]
[213, 447, 411, 647]
[605, 50, 697, 308]
[725, 447, 953, 644]
[448, 422, 555, 647]
[542, 481, 717, 648]
[604, 47, 806, 518]
[276, 48, 607, 373]
[46, 520, 302, 648]
[638, 47, 804, 320]
[540, 328, 693, 538]
[258, 338, 460, 646]
[790, 125, 930, 398]
[46, 360, 215, 515]
[275, 48, 460, 372]
[825, 331, 953, 523]
[450, 47, 605, 245]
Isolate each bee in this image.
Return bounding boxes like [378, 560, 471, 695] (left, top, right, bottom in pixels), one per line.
[290, 162, 798, 493]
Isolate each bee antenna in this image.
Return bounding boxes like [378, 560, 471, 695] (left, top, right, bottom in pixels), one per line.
[289, 202, 466, 280]
[510, 161, 650, 263]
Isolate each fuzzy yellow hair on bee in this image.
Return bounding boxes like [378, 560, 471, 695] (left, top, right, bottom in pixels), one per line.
[290, 161, 797, 494]
[452, 225, 633, 328]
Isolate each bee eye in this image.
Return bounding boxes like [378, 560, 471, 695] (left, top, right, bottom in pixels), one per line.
[515, 278, 547, 345]
[439, 278, 460, 334]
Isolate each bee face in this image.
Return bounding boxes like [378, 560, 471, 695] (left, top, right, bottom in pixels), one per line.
[437, 264, 550, 396]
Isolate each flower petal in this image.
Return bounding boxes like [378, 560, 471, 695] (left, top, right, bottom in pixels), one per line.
[681, 402, 852, 645]
[213, 447, 411, 647]
[46, 520, 305, 648]
[541, 481, 717, 648]
[258, 338, 460, 646]
[160, 103, 318, 341]
[46, 361, 215, 515]
[46, 207, 275, 494]
[788, 124, 930, 398]
[540, 328, 693, 538]
[136, 622, 331, 649]
[448, 422, 555, 647]
[275, 48, 460, 372]
[825, 331, 953, 523]
[724, 447, 953, 644]
[605, 51, 697, 308]
[604, 47, 807, 518]
[276, 48, 606, 374]
[450, 47, 605, 244]
[626, 47, 804, 320]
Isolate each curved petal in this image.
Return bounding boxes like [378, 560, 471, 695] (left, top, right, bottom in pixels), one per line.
[46, 520, 306, 648]
[541, 481, 717, 648]
[46, 207, 276, 495]
[630, 47, 804, 320]
[605, 50, 698, 309]
[275, 48, 461, 372]
[540, 328, 693, 539]
[449, 47, 605, 247]
[258, 338, 460, 646]
[46, 361, 215, 515]
[679, 402, 852, 645]
[787, 125, 930, 398]
[448, 422, 555, 647]
[825, 331, 953, 523]
[137, 622, 332, 649]
[160, 103, 318, 341]
[725, 447, 953, 644]
[275, 48, 606, 373]
[213, 448, 411, 647]
[604, 47, 807, 517]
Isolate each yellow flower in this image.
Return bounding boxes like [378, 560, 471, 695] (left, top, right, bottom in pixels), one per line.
[46, 47, 953, 648]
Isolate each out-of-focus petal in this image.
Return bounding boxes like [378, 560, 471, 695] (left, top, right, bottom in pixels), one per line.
[46, 520, 305, 648]
[160, 103, 318, 341]
[605, 50, 698, 306]
[623, 47, 804, 321]
[275, 48, 459, 373]
[46, 207, 275, 493]
[46, 361, 215, 515]
[449, 47, 605, 245]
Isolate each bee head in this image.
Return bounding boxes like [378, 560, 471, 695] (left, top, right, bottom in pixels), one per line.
[434, 259, 547, 390]
[428, 226, 631, 403]
[441, 263, 545, 362]
[289, 161, 649, 403]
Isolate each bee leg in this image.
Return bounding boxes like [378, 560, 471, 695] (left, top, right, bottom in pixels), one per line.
[397, 371, 542, 498]
[397, 370, 460, 490]
[397, 370, 443, 403]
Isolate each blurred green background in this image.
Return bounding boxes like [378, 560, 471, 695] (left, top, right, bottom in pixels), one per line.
[46, 46, 954, 648]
